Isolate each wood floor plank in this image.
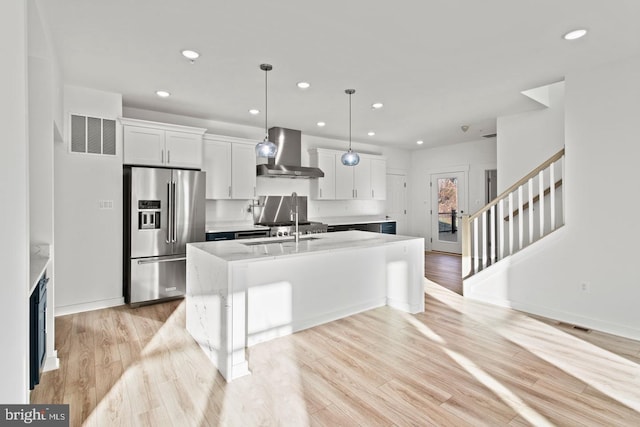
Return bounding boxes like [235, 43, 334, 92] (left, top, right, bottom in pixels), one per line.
[32, 282, 640, 426]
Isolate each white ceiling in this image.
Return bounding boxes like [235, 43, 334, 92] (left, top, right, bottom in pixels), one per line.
[37, 0, 640, 150]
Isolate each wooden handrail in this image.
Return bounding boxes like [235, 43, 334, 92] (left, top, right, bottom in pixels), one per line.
[504, 179, 563, 221]
[468, 148, 565, 222]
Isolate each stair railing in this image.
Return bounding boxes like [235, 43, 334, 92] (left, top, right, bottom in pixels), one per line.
[462, 148, 565, 278]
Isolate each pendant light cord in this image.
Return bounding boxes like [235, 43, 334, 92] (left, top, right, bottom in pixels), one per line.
[264, 68, 268, 139]
[349, 92, 352, 151]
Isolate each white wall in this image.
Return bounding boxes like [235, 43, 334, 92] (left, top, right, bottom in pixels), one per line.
[123, 107, 411, 222]
[466, 55, 640, 340]
[54, 86, 124, 313]
[496, 82, 564, 192]
[408, 139, 497, 248]
[0, 0, 29, 403]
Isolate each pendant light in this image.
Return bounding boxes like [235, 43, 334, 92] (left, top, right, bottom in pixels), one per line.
[255, 64, 278, 158]
[341, 89, 360, 166]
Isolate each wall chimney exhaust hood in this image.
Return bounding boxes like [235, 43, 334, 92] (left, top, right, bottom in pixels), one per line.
[256, 127, 325, 179]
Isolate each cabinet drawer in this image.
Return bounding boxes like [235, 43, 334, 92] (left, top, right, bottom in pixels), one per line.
[206, 232, 235, 241]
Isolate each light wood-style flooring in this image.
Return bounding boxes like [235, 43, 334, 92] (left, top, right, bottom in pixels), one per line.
[425, 251, 463, 294]
[32, 278, 640, 426]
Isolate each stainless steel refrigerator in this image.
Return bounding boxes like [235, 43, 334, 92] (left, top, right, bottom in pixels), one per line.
[123, 166, 205, 305]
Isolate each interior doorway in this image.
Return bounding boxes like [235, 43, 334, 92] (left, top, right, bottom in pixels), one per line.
[430, 171, 467, 253]
[386, 172, 408, 234]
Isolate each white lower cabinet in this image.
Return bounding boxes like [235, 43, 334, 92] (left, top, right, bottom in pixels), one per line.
[203, 135, 256, 200]
[121, 118, 206, 169]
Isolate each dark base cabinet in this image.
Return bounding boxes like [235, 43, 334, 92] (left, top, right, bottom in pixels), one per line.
[327, 221, 396, 234]
[30, 272, 48, 390]
[381, 222, 396, 234]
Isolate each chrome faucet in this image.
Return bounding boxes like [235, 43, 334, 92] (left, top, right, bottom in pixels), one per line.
[290, 192, 299, 243]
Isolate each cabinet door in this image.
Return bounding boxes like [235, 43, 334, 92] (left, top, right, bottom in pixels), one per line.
[353, 157, 372, 200]
[123, 126, 165, 166]
[311, 151, 336, 199]
[165, 131, 203, 169]
[231, 143, 256, 199]
[203, 140, 232, 199]
[370, 158, 387, 200]
[335, 157, 355, 199]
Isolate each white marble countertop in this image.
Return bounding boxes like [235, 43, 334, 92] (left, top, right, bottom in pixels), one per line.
[308, 215, 396, 225]
[189, 230, 418, 263]
[30, 254, 50, 295]
[206, 221, 269, 233]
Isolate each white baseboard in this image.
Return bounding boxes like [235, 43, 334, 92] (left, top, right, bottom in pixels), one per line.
[43, 351, 59, 372]
[466, 290, 640, 341]
[55, 297, 125, 316]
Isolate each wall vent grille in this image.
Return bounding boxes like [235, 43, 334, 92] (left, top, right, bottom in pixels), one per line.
[69, 114, 116, 155]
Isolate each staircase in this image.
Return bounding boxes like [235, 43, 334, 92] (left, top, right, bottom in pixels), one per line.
[461, 148, 565, 279]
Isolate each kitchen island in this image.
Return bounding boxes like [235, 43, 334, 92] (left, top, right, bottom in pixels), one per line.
[186, 230, 425, 381]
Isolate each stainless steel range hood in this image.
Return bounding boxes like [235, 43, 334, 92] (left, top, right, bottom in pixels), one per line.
[256, 127, 324, 179]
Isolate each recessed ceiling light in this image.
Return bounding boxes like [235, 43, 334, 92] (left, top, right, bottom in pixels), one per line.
[563, 29, 587, 40]
[181, 50, 200, 60]
[249, 109, 260, 115]
[297, 82, 311, 89]
[371, 102, 384, 109]
[416, 140, 424, 145]
[316, 121, 326, 127]
[156, 90, 170, 98]
[368, 131, 376, 136]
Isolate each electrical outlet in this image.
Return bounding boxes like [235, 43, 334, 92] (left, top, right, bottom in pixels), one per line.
[579, 282, 590, 293]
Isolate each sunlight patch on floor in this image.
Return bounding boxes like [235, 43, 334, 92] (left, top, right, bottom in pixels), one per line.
[443, 348, 554, 427]
[426, 280, 640, 413]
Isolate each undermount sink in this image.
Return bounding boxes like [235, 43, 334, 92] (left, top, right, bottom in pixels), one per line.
[242, 237, 321, 246]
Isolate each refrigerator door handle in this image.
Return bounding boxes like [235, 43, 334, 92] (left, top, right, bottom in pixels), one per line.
[172, 181, 177, 242]
[137, 256, 186, 265]
[166, 182, 172, 244]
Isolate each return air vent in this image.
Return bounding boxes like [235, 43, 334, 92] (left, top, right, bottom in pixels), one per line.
[70, 114, 116, 155]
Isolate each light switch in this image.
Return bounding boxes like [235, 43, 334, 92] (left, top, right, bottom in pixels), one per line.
[99, 200, 114, 210]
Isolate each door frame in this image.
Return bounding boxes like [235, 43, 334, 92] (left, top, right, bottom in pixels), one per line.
[385, 169, 408, 235]
[428, 165, 469, 253]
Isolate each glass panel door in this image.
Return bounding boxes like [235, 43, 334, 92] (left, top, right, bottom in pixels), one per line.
[431, 171, 466, 253]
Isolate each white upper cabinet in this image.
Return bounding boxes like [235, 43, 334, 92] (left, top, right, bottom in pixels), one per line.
[309, 149, 336, 200]
[370, 158, 387, 200]
[312, 148, 386, 200]
[202, 135, 256, 200]
[123, 126, 165, 166]
[231, 143, 257, 199]
[121, 118, 206, 169]
[353, 157, 372, 200]
[203, 138, 232, 199]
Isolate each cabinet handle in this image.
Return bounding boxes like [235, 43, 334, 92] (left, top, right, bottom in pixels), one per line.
[254, 187, 256, 197]
[320, 188, 322, 198]
[228, 186, 231, 198]
[161, 150, 164, 164]
[372, 189, 374, 198]
[167, 150, 171, 164]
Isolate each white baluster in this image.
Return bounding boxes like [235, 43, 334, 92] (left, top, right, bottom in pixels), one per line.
[539, 170, 545, 238]
[481, 210, 487, 269]
[490, 204, 496, 264]
[473, 217, 479, 273]
[550, 161, 556, 230]
[518, 186, 524, 250]
[528, 177, 534, 244]
[508, 193, 514, 255]
[498, 199, 504, 260]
